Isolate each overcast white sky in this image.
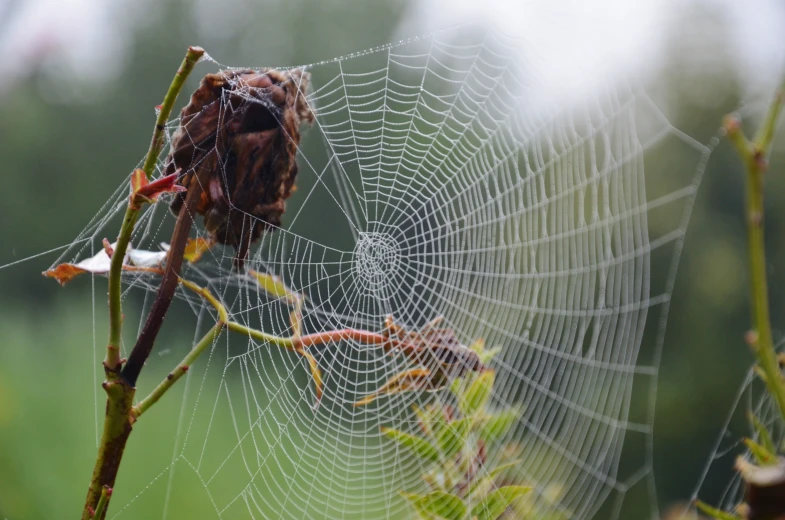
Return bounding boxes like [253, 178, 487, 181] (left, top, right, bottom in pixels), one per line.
[1, 0, 784, 105]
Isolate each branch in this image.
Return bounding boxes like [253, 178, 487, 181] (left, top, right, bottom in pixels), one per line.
[129, 277, 405, 417]
[131, 279, 227, 419]
[725, 86, 785, 422]
[91, 486, 112, 519]
[121, 184, 201, 386]
[105, 46, 204, 376]
[83, 46, 204, 520]
[131, 322, 224, 419]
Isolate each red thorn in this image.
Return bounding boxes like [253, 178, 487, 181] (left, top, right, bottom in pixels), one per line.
[104, 486, 113, 496]
[181, 365, 189, 373]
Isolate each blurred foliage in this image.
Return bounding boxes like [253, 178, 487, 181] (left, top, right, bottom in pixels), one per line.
[2, 0, 785, 518]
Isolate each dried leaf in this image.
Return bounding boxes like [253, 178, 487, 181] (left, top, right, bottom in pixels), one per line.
[296, 347, 323, 406]
[43, 243, 122, 285]
[43, 242, 170, 285]
[183, 237, 213, 263]
[127, 245, 169, 267]
[167, 69, 314, 269]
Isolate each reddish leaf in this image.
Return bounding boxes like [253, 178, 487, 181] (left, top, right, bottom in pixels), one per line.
[130, 169, 186, 209]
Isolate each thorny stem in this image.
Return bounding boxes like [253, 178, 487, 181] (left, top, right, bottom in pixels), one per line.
[84, 46, 204, 520]
[724, 84, 785, 423]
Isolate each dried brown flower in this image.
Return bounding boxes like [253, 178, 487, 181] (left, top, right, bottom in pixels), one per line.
[166, 68, 314, 268]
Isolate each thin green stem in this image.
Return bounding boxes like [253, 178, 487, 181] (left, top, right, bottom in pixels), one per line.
[132, 322, 224, 419]
[725, 87, 785, 423]
[105, 45, 204, 376]
[92, 486, 112, 519]
[141, 47, 205, 179]
[105, 209, 139, 375]
[754, 87, 784, 153]
[84, 46, 205, 520]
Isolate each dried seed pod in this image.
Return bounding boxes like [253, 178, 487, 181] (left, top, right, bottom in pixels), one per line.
[165, 68, 314, 268]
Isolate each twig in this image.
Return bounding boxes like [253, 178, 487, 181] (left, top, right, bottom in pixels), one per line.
[131, 322, 224, 419]
[724, 86, 785, 423]
[129, 277, 407, 418]
[92, 486, 112, 519]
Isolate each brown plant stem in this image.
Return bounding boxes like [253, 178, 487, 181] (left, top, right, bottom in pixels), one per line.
[83, 46, 204, 520]
[121, 184, 201, 386]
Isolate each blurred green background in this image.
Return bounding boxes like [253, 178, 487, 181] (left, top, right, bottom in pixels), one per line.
[1, 0, 785, 518]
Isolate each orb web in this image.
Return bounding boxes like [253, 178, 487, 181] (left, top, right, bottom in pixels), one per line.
[49, 24, 713, 519]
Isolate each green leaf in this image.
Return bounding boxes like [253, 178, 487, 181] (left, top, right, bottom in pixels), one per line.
[460, 370, 495, 417]
[414, 404, 445, 439]
[471, 485, 531, 520]
[477, 409, 519, 443]
[466, 460, 522, 497]
[436, 417, 470, 459]
[750, 413, 777, 456]
[402, 491, 467, 520]
[381, 427, 441, 463]
[694, 500, 742, 520]
[744, 437, 777, 466]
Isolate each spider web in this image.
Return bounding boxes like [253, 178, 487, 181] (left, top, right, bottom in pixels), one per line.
[50, 24, 714, 519]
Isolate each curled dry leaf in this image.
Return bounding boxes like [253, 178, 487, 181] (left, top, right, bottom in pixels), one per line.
[44, 242, 127, 286]
[43, 238, 211, 286]
[166, 68, 314, 269]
